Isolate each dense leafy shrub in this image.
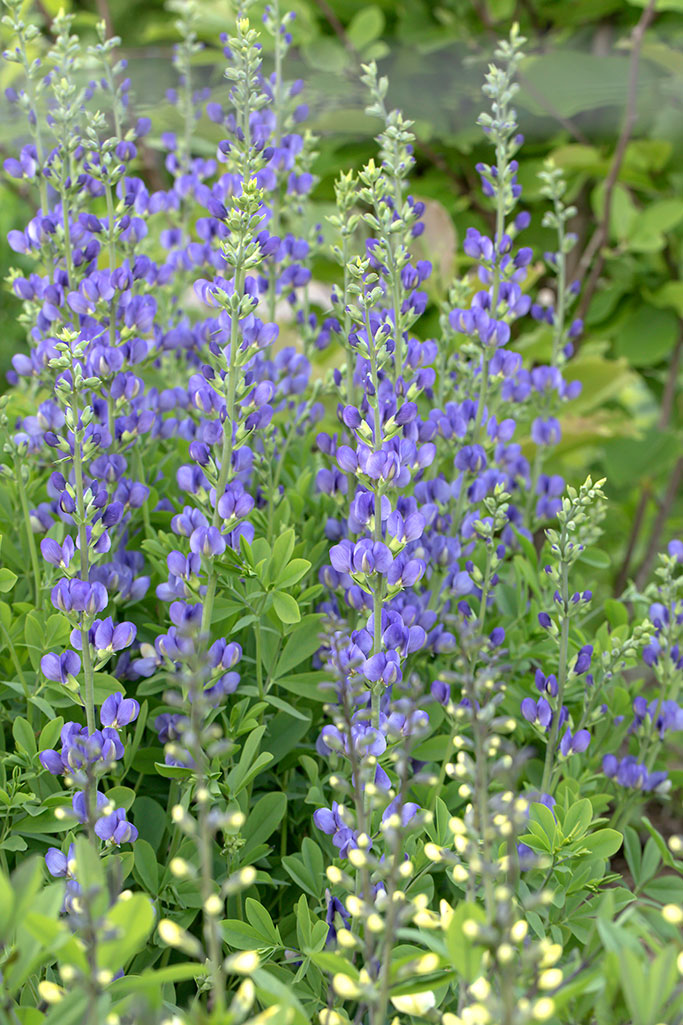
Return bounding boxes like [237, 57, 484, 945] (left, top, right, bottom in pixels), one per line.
[0, 2, 680, 1024]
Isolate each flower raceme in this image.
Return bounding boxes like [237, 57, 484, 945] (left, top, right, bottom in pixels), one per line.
[0, 6, 681, 1025]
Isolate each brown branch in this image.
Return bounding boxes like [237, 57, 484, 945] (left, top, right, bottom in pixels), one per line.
[614, 484, 651, 596]
[311, 0, 357, 57]
[95, 0, 115, 39]
[614, 329, 683, 595]
[575, 0, 658, 326]
[634, 457, 683, 591]
[614, 242, 682, 593]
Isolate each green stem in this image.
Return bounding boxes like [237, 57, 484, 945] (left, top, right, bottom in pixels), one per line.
[551, 207, 566, 367]
[189, 673, 226, 1015]
[73, 426, 96, 734]
[104, 181, 117, 347]
[473, 712, 495, 917]
[60, 187, 74, 287]
[255, 619, 264, 701]
[201, 264, 245, 636]
[472, 142, 506, 447]
[541, 556, 570, 794]
[0, 619, 32, 729]
[15, 460, 41, 610]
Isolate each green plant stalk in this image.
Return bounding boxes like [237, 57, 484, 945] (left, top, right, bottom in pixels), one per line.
[104, 181, 118, 347]
[373, 756, 411, 1025]
[135, 448, 152, 538]
[15, 459, 42, 610]
[72, 424, 96, 734]
[201, 263, 245, 635]
[551, 206, 566, 367]
[15, 21, 49, 220]
[0, 618, 32, 730]
[366, 309, 385, 728]
[267, 6, 283, 323]
[60, 186, 75, 287]
[197, 797, 226, 1014]
[477, 547, 494, 632]
[472, 141, 506, 447]
[473, 723, 494, 918]
[541, 556, 570, 794]
[187, 665, 226, 1015]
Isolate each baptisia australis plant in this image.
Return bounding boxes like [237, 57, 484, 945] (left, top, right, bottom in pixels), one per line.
[0, 3, 682, 1024]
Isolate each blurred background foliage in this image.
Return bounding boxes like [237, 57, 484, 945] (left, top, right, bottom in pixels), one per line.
[0, 0, 682, 591]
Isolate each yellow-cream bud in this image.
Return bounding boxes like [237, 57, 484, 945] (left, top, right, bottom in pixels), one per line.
[662, 904, 683, 925]
[38, 982, 64, 1004]
[204, 894, 223, 916]
[470, 977, 490, 1000]
[224, 951, 259, 974]
[333, 974, 360, 999]
[532, 998, 555, 1021]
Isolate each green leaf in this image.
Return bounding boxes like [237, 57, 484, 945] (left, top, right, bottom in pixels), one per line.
[42, 990, 92, 1025]
[578, 547, 611, 569]
[221, 919, 266, 950]
[98, 893, 155, 971]
[0, 868, 14, 937]
[252, 967, 309, 1025]
[0, 567, 18, 593]
[641, 815, 677, 869]
[562, 798, 592, 841]
[272, 591, 301, 625]
[282, 838, 324, 899]
[275, 558, 310, 589]
[105, 786, 136, 812]
[133, 839, 159, 894]
[582, 828, 623, 860]
[623, 826, 642, 885]
[626, 199, 683, 251]
[347, 5, 385, 49]
[245, 899, 280, 945]
[12, 716, 36, 758]
[615, 306, 678, 367]
[445, 902, 486, 981]
[274, 615, 322, 680]
[531, 801, 558, 848]
[74, 837, 108, 918]
[23, 611, 45, 671]
[241, 792, 287, 858]
[275, 671, 328, 701]
[604, 599, 628, 629]
[39, 716, 64, 752]
[154, 761, 194, 780]
[269, 529, 295, 583]
[647, 280, 683, 317]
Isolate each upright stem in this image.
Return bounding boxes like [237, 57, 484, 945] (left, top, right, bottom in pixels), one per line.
[473, 711, 494, 916]
[367, 309, 385, 728]
[551, 208, 566, 367]
[61, 188, 74, 288]
[473, 141, 506, 446]
[541, 554, 569, 793]
[73, 423, 96, 734]
[15, 460, 42, 610]
[0, 618, 32, 729]
[268, 5, 283, 322]
[189, 681, 226, 1015]
[104, 181, 117, 347]
[201, 265, 245, 635]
